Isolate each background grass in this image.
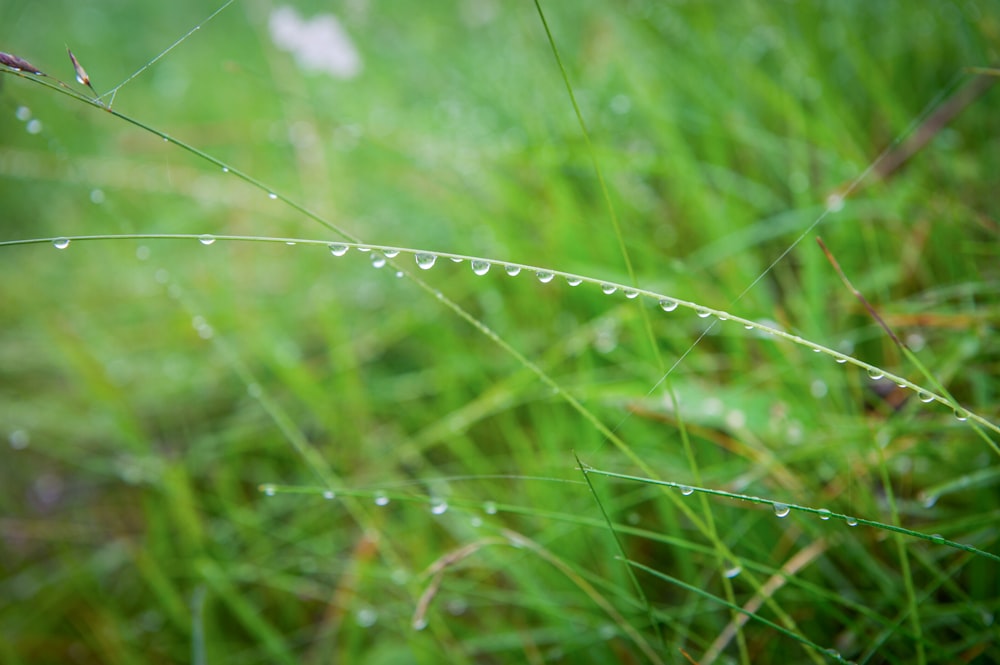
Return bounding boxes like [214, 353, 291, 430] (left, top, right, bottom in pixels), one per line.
[1, 1, 998, 663]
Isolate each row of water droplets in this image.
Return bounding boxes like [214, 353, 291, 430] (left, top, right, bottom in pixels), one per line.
[42, 235, 979, 426]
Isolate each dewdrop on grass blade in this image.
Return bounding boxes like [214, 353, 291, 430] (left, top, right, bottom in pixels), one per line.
[67, 48, 98, 96]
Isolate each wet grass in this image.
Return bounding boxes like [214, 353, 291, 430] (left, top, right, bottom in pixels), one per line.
[1, 1, 998, 663]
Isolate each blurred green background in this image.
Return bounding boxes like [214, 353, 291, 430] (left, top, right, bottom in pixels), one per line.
[1, 1, 998, 663]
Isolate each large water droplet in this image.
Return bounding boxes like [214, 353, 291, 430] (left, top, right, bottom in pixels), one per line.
[374, 491, 390, 506]
[600, 284, 617, 295]
[370, 253, 386, 269]
[383, 249, 399, 258]
[723, 565, 742, 579]
[696, 308, 712, 319]
[954, 408, 969, 422]
[357, 247, 371, 253]
[566, 276, 582, 286]
[471, 260, 491, 276]
[867, 368, 884, 381]
[450, 257, 463, 263]
[659, 299, 678, 312]
[773, 503, 791, 518]
[845, 517, 858, 527]
[415, 253, 437, 270]
[504, 265, 521, 276]
[329, 243, 349, 257]
[818, 509, 832, 520]
[430, 498, 449, 515]
[679, 486, 694, 496]
[198, 234, 216, 246]
[536, 271, 554, 283]
[52, 237, 70, 249]
[835, 357, 848, 364]
[624, 289, 639, 299]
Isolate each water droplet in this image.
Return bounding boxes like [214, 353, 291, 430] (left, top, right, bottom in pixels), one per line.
[8, 429, 30, 450]
[261, 484, 276, 497]
[536, 271, 554, 283]
[198, 234, 216, 246]
[954, 408, 969, 422]
[370, 253, 386, 269]
[679, 486, 694, 496]
[921, 494, 938, 508]
[430, 498, 449, 515]
[696, 308, 712, 318]
[483, 500, 498, 515]
[268, 192, 277, 200]
[471, 260, 491, 276]
[374, 491, 390, 506]
[357, 247, 371, 253]
[846, 517, 858, 527]
[221, 166, 229, 173]
[15, 106, 31, 121]
[825, 193, 845, 212]
[818, 509, 832, 520]
[163, 136, 169, 142]
[322, 490, 336, 500]
[286, 241, 296, 246]
[355, 607, 378, 627]
[566, 276, 582, 286]
[383, 249, 399, 258]
[835, 357, 848, 364]
[823, 649, 841, 660]
[415, 253, 437, 270]
[329, 243, 349, 257]
[504, 264, 521, 276]
[52, 237, 70, 249]
[624, 289, 639, 299]
[395, 271, 403, 278]
[600, 283, 617, 295]
[412, 617, 428, 631]
[659, 298, 678, 312]
[867, 368, 884, 380]
[723, 565, 742, 579]
[773, 503, 791, 518]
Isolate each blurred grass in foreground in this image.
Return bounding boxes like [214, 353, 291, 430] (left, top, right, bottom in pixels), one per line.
[1, 1, 998, 663]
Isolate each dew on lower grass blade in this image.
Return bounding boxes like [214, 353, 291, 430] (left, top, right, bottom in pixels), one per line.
[450, 257, 463, 263]
[504, 264, 521, 276]
[52, 237, 70, 249]
[370, 253, 386, 269]
[679, 485, 694, 496]
[198, 234, 216, 246]
[867, 368, 884, 380]
[483, 500, 498, 515]
[415, 253, 437, 270]
[430, 498, 449, 515]
[260, 484, 277, 496]
[329, 243, 349, 257]
[601, 283, 617, 295]
[773, 503, 791, 518]
[536, 271, 554, 283]
[221, 166, 229, 173]
[624, 289, 639, 299]
[322, 490, 336, 500]
[565, 276, 582, 286]
[835, 357, 848, 364]
[916, 391, 934, 403]
[383, 249, 399, 258]
[374, 491, 390, 506]
[268, 192, 277, 200]
[954, 408, 969, 422]
[471, 260, 491, 276]
[696, 308, 712, 318]
[723, 564, 742, 579]
[845, 517, 858, 527]
[818, 509, 832, 520]
[659, 298, 678, 312]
